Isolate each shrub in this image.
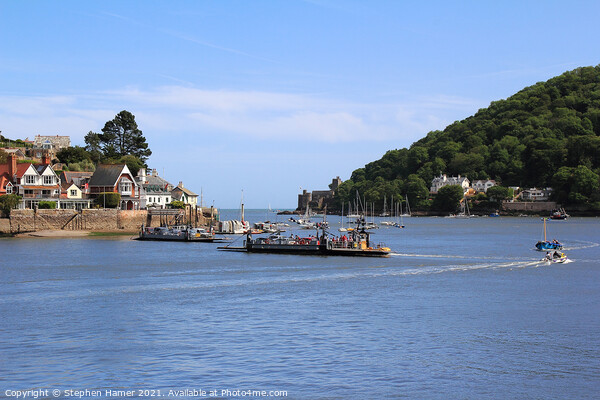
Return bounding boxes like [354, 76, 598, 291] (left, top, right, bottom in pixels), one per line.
[38, 201, 57, 209]
[95, 192, 121, 208]
[0, 194, 21, 217]
[169, 200, 185, 209]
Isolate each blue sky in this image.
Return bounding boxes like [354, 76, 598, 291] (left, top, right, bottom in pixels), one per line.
[1, 0, 599, 208]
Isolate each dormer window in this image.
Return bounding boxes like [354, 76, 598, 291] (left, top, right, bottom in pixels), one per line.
[119, 177, 132, 194]
[43, 176, 54, 185]
[6, 184, 12, 194]
[25, 175, 36, 184]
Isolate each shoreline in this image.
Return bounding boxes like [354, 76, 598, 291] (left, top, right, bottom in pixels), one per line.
[11, 230, 136, 238]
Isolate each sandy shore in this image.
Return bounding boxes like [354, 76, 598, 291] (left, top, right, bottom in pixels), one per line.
[14, 230, 92, 238]
[12, 230, 138, 238]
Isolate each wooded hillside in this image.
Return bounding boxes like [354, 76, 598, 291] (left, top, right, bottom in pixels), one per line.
[336, 65, 600, 209]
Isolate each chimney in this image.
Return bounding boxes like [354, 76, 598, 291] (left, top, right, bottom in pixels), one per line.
[42, 155, 51, 166]
[8, 153, 17, 178]
[138, 168, 147, 184]
[178, 181, 183, 188]
[152, 168, 157, 177]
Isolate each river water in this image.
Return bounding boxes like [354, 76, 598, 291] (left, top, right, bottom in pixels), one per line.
[1, 211, 599, 399]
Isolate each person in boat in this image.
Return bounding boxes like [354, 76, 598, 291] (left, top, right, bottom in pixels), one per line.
[545, 252, 552, 261]
[553, 251, 562, 259]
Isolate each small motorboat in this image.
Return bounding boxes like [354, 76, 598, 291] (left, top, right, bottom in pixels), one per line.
[543, 251, 568, 264]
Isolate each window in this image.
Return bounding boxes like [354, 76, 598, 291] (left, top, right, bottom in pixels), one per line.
[70, 189, 77, 196]
[6, 185, 12, 194]
[25, 190, 33, 195]
[25, 175, 36, 184]
[43, 176, 54, 185]
[42, 190, 51, 196]
[119, 178, 132, 194]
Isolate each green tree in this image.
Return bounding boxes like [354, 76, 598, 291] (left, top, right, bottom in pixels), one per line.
[66, 159, 96, 172]
[0, 149, 7, 164]
[432, 185, 464, 212]
[100, 111, 152, 162]
[570, 165, 600, 203]
[84, 131, 104, 164]
[0, 194, 21, 217]
[404, 174, 429, 208]
[551, 166, 574, 204]
[407, 146, 428, 171]
[486, 186, 512, 203]
[56, 146, 91, 164]
[118, 155, 145, 177]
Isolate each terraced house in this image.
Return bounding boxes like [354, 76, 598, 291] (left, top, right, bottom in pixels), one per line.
[0, 153, 61, 209]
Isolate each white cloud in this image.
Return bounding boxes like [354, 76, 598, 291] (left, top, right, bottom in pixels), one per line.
[0, 86, 479, 146]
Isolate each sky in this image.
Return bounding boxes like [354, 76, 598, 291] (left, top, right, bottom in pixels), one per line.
[1, 0, 600, 208]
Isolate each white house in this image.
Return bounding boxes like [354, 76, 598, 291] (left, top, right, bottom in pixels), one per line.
[430, 174, 470, 194]
[171, 182, 199, 207]
[14, 158, 62, 209]
[472, 179, 497, 193]
[136, 168, 174, 209]
[521, 187, 553, 201]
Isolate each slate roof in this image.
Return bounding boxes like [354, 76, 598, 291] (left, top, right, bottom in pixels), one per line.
[173, 184, 198, 197]
[61, 171, 93, 183]
[88, 164, 131, 187]
[143, 175, 172, 193]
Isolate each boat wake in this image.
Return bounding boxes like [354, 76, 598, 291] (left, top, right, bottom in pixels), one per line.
[561, 240, 600, 251]
[390, 252, 539, 262]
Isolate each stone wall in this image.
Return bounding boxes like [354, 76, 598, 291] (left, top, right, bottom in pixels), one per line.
[502, 201, 557, 212]
[80, 209, 119, 231]
[0, 218, 10, 234]
[6, 207, 212, 233]
[10, 209, 79, 232]
[116, 210, 147, 231]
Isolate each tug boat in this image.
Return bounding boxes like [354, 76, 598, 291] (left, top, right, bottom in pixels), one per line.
[219, 220, 391, 257]
[137, 225, 221, 242]
[550, 208, 569, 220]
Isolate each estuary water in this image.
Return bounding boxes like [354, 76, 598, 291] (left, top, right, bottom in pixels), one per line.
[1, 211, 599, 399]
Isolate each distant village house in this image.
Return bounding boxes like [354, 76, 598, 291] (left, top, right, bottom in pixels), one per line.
[471, 179, 497, 193]
[430, 174, 470, 194]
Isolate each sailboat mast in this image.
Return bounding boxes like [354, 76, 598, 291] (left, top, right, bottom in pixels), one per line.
[240, 189, 244, 222]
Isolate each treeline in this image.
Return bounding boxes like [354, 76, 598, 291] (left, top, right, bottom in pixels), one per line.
[336, 65, 600, 211]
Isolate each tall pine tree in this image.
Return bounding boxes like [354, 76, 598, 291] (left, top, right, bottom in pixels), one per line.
[99, 110, 152, 162]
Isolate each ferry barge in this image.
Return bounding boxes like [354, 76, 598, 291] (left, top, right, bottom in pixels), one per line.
[136, 225, 223, 242]
[219, 221, 391, 257]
